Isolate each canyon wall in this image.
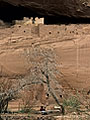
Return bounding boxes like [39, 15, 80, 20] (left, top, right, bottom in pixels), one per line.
[0, 24, 90, 91]
[0, 23, 90, 110]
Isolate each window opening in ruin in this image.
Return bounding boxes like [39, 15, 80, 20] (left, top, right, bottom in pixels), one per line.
[19, 25, 21, 28]
[60, 95, 63, 98]
[49, 31, 52, 34]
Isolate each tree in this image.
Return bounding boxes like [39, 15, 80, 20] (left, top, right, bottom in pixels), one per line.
[0, 79, 14, 113]
[0, 77, 39, 114]
[0, 46, 64, 114]
[24, 46, 65, 114]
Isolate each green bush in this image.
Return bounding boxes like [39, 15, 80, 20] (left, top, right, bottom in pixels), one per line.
[63, 96, 81, 113]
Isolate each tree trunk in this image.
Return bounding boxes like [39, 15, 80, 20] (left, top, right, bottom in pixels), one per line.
[46, 74, 65, 114]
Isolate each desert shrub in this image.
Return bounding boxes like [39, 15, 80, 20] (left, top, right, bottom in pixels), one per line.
[63, 96, 81, 113]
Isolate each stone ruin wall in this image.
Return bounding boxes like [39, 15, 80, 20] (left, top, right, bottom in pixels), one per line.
[1, 21, 90, 40]
[39, 24, 90, 38]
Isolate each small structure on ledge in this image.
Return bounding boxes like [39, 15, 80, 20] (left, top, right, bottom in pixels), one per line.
[14, 17, 44, 26]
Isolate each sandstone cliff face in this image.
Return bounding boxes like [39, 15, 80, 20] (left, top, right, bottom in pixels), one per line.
[0, 24, 90, 110]
[0, 0, 90, 18]
[0, 24, 90, 91]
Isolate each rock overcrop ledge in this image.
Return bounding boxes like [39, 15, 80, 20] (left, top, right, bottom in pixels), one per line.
[0, 0, 90, 18]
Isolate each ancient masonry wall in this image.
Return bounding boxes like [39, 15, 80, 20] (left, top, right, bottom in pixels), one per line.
[12, 25, 39, 37]
[39, 24, 66, 37]
[38, 24, 90, 37]
[0, 24, 90, 40]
